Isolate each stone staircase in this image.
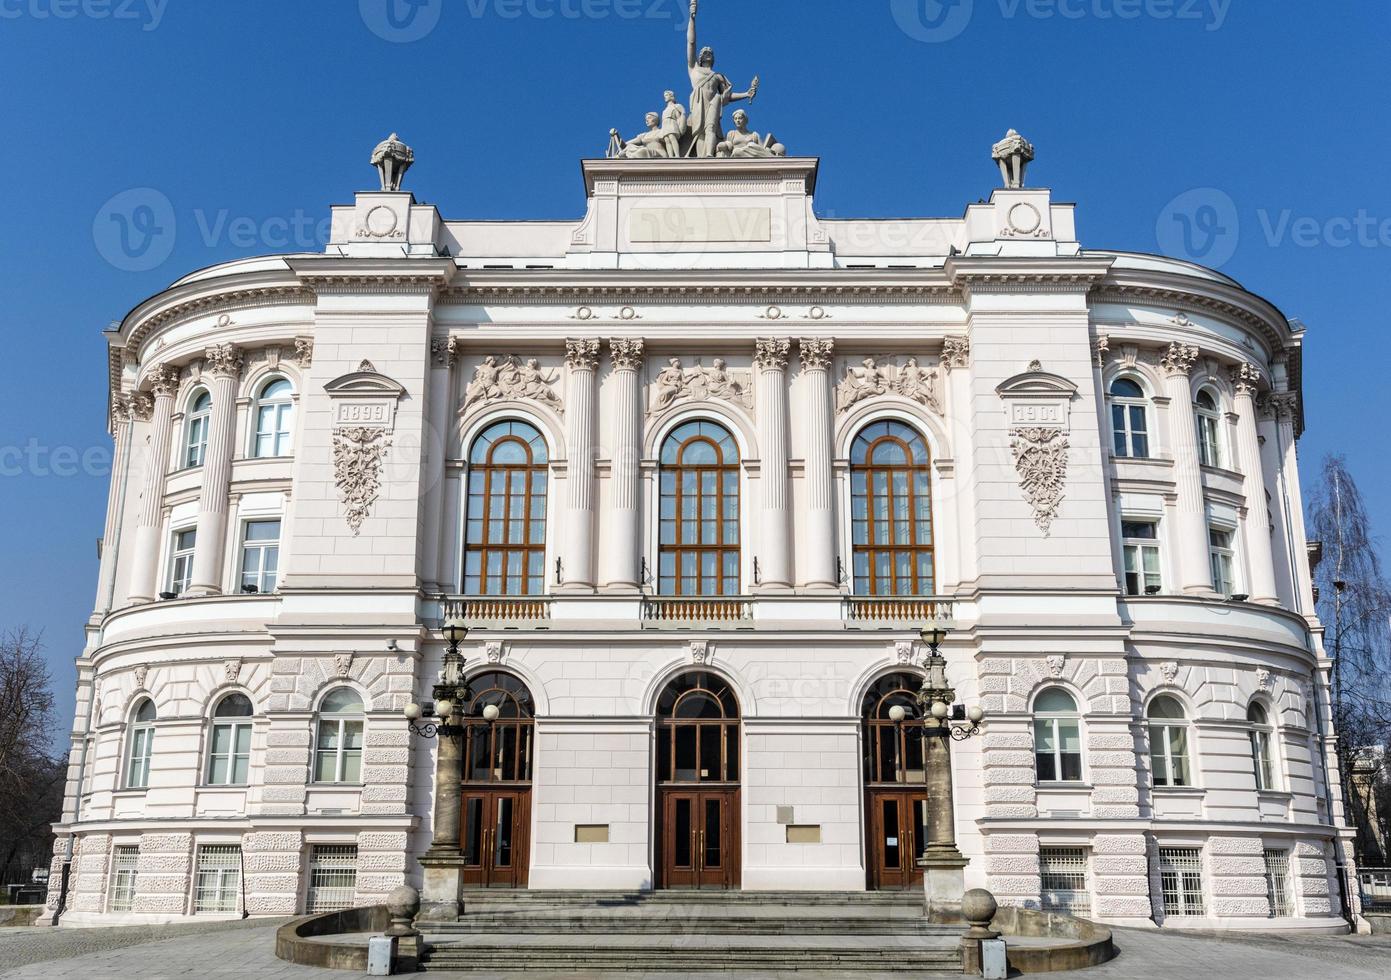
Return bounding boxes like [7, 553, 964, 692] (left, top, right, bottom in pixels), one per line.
[419, 890, 964, 974]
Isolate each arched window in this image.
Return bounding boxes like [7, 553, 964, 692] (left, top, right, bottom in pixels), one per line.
[658, 422, 740, 596]
[314, 688, 364, 784]
[464, 421, 549, 596]
[1147, 695, 1191, 788]
[206, 692, 253, 786]
[1033, 688, 1083, 783]
[1109, 378, 1150, 459]
[125, 698, 156, 790]
[1248, 702, 1275, 790]
[655, 672, 740, 784]
[252, 377, 295, 458]
[850, 421, 935, 596]
[1195, 389, 1223, 468]
[462, 672, 535, 783]
[185, 390, 212, 468]
[861, 673, 927, 785]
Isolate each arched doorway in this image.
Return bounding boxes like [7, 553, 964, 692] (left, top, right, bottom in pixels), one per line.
[654, 672, 741, 890]
[459, 672, 534, 888]
[862, 672, 928, 890]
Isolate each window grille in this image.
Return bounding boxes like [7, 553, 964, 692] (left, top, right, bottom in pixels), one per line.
[108, 846, 139, 912]
[306, 845, 359, 913]
[1039, 847, 1090, 915]
[1158, 847, 1206, 917]
[1264, 849, 1293, 918]
[194, 844, 242, 914]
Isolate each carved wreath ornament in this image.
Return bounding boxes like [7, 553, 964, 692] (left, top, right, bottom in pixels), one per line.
[1011, 426, 1069, 535]
[334, 426, 391, 536]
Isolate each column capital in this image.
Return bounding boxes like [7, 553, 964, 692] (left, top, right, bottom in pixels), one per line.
[127, 392, 154, 421]
[1230, 362, 1262, 397]
[1264, 391, 1300, 421]
[1092, 334, 1110, 368]
[942, 335, 972, 371]
[1159, 341, 1200, 377]
[293, 337, 314, 368]
[754, 337, 791, 371]
[110, 393, 132, 424]
[430, 335, 460, 367]
[565, 337, 601, 371]
[204, 343, 244, 379]
[609, 337, 645, 371]
[798, 337, 834, 371]
[146, 364, 181, 398]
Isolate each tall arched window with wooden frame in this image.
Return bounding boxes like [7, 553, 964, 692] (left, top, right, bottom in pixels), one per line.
[850, 420, 935, 596]
[464, 421, 549, 596]
[658, 421, 741, 596]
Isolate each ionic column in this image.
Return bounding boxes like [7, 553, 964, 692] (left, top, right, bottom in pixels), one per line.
[422, 337, 458, 594]
[92, 394, 135, 619]
[754, 338, 792, 592]
[602, 338, 644, 593]
[799, 339, 837, 592]
[559, 339, 600, 592]
[188, 344, 244, 596]
[1231, 364, 1280, 605]
[1160, 343, 1212, 595]
[126, 367, 179, 604]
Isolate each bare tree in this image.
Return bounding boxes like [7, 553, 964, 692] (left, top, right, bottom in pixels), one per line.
[0, 628, 65, 888]
[1306, 455, 1391, 863]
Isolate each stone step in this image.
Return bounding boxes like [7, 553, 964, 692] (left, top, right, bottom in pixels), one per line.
[420, 935, 963, 973]
[430, 913, 953, 936]
[455, 888, 925, 908]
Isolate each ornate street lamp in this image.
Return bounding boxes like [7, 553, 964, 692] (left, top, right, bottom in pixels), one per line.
[917, 618, 984, 741]
[404, 604, 472, 739]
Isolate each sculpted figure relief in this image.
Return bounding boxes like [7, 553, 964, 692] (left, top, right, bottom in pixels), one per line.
[836, 356, 942, 414]
[609, 112, 669, 160]
[463, 355, 563, 413]
[649, 356, 752, 415]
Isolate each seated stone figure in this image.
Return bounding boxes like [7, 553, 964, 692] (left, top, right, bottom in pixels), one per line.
[608, 112, 670, 160]
[715, 109, 785, 158]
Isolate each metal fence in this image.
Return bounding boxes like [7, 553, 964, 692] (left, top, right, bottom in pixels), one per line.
[1359, 867, 1391, 912]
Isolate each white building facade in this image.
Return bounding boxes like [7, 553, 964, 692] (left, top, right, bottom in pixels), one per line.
[46, 148, 1358, 932]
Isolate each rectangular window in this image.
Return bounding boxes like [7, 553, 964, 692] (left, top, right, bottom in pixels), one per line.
[1209, 527, 1236, 596]
[127, 726, 154, 789]
[239, 520, 281, 594]
[108, 845, 139, 912]
[1122, 521, 1162, 596]
[1034, 718, 1083, 782]
[314, 719, 364, 784]
[193, 844, 242, 914]
[167, 528, 197, 595]
[1251, 729, 1274, 791]
[1197, 414, 1222, 468]
[207, 723, 252, 786]
[1158, 847, 1206, 917]
[306, 845, 359, 913]
[1264, 849, 1292, 918]
[1039, 847, 1091, 916]
[1150, 724, 1191, 787]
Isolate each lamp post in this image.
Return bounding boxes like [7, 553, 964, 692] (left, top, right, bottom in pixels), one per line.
[915, 617, 984, 915]
[404, 604, 472, 920]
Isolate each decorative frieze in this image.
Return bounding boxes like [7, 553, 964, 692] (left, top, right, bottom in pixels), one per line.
[835, 356, 942, 415]
[649, 356, 752, 414]
[463, 355, 564, 413]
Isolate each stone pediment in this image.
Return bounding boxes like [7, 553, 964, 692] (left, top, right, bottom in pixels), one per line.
[324, 361, 405, 431]
[996, 364, 1078, 401]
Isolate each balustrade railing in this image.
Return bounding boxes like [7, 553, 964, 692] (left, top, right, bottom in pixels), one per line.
[842, 596, 954, 625]
[641, 596, 753, 625]
[446, 597, 553, 624]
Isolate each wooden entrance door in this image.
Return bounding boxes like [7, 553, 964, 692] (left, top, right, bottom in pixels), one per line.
[865, 788, 927, 890]
[460, 788, 531, 888]
[658, 788, 738, 890]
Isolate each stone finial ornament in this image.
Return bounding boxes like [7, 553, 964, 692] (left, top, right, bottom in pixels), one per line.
[992, 129, 1035, 189]
[384, 885, 421, 938]
[371, 133, 415, 192]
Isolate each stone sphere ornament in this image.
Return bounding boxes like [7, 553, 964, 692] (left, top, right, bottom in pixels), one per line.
[384, 884, 421, 937]
[962, 888, 1001, 940]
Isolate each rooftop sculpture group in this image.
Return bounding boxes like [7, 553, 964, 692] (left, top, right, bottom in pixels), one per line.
[607, 1, 785, 160]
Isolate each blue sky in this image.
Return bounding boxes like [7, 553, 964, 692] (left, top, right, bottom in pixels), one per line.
[2, 0, 1388, 727]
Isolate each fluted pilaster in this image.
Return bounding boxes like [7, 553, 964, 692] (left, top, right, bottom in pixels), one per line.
[188, 344, 243, 596]
[602, 338, 644, 592]
[754, 338, 792, 592]
[1231, 364, 1279, 605]
[126, 368, 178, 604]
[560, 339, 600, 592]
[799, 339, 837, 591]
[1160, 342, 1212, 595]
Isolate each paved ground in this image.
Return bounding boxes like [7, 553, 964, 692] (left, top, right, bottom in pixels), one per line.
[1, 920, 1389, 979]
